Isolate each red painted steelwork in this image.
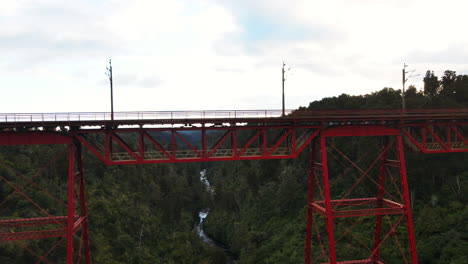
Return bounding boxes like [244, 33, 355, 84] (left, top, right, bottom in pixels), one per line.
[76, 142, 91, 264]
[397, 135, 418, 263]
[0, 132, 71, 145]
[0, 216, 68, 227]
[322, 126, 399, 137]
[372, 138, 388, 263]
[401, 123, 468, 153]
[66, 143, 76, 264]
[321, 136, 338, 263]
[305, 127, 418, 264]
[0, 229, 66, 241]
[321, 260, 384, 264]
[305, 141, 316, 264]
[1, 108, 468, 263]
[72, 125, 321, 165]
[0, 140, 90, 263]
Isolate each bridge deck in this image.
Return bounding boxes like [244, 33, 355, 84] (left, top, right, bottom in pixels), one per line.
[1, 109, 467, 129]
[1, 109, 467, 163]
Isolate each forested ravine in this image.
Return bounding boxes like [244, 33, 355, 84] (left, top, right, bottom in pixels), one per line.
[201, 72, 468, 263]
[1, 70, 467, 263]
[197, 170, 238, 264]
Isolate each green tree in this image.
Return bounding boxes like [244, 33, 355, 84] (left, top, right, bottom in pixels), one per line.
[423, 70, 440, 96]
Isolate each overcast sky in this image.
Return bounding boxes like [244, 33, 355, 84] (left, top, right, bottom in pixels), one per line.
[1, 0, 468, 113]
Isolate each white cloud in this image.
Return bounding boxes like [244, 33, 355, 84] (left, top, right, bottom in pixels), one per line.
[1, 0, 468, 113]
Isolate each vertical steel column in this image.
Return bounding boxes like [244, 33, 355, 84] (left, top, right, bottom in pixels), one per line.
[372, 138, 388, 263]
[422, 127, 427, 149]
[320, 136, 337, 263]
[76, 142, 91, 264]
[232, 130, 237, 157]
[171, 130, 176, 159]
[305, 140, 315, 264]
[447, 126, 452, 146]
[202, 128, 207, 157]
[67, 143, 76, 264]
[139, 130, 144, 160]
[397, 135, 418, 263]
[292, 129, 297, 155]
[105, 133, 112, 161]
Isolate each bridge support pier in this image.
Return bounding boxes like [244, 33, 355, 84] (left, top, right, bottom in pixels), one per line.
[304, 126, 418, 264]
[0, 134, 91, 263]
[67, 141, 91, 264]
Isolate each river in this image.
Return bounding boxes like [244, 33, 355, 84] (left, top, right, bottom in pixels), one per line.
[197, 170, 237, 264]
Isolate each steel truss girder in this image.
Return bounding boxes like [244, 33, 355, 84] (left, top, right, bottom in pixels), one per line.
[305, 126, 418, 264]
[401, 122, 468, 153]
[73, 125, 320, 165]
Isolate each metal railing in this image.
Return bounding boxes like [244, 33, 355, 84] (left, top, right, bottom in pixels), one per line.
[109, 147, 292, 161]
[0, 110, 291, 123]
[1, 108, 468, 123]
[290, 108, 468, 119]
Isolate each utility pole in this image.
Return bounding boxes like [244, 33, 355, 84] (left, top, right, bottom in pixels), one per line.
[282, 62, 285, 117]
[402, 63, 407, 110]
[402, 63, 419, 111]
[282, 62, 290, 117]
[106, 60, 114, 120]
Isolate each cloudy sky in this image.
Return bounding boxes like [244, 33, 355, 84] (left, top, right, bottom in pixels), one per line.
[1, 0, 467, 113]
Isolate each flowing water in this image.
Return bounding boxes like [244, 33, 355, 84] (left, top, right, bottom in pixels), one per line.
[197, 170, 237, 264]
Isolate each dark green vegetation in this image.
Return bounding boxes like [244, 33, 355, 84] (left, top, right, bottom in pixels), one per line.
[0, 70, 467, 263]
[0, 148, 226, 263]
[203, 149, 468, 263]
[203, 70, 468, 263]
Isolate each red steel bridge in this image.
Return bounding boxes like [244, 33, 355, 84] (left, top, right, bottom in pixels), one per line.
[1, 108, 467, 263]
